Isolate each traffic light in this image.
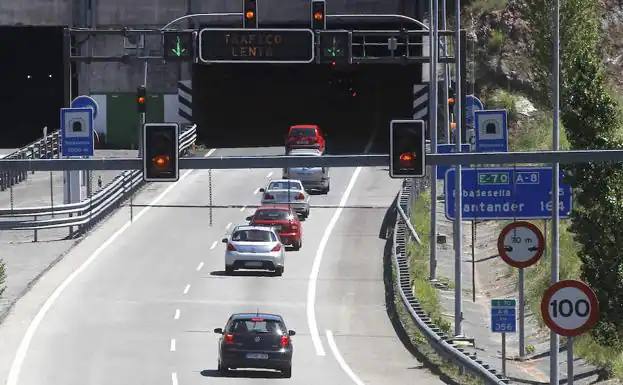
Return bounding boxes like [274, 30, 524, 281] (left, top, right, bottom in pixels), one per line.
[137, 85, 146, 113]
[243, 0, 258, 28]
[143, 123, 179, 182]
[311, 0, 326, 30]
[390, 120, 426, 178]
[318, 31, 351, 64]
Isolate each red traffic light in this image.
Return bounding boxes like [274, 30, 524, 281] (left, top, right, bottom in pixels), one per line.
[137, 96, 146, 104]
[399, 152, 416, 168]
[152, 154, 170, 169]
[313, 10, 324, 21]
[245, 10, 255, 20]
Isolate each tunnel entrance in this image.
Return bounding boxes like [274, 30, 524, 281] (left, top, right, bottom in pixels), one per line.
[193, 63, 420, 154]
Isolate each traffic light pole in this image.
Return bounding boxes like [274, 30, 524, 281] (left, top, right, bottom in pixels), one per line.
[138, 61, 148, 158]
[429, 0, 439, 281]
[453, 0, 464, 338]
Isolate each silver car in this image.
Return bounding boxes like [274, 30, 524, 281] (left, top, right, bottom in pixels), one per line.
[260, 179, 310, 219]
[283, 149, 330, 194]
[222, 225, 286, 276]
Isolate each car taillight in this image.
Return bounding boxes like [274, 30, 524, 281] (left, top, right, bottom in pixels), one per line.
[280, 335, 290, 347]
[295, 193, 304, 200]
[227, 243, 236, 251]
[264, 193, 274, 200]
[224, 333, 235, 344]
[271, 244, 282, 252]
[290, 223, 298, 230]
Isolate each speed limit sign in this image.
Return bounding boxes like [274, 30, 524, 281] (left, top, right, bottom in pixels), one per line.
[540, 280, 599, 337]
[497, 221, 545, 268]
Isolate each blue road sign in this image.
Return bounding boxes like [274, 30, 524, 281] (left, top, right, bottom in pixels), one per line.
[491, 299, 516, 333]
[445, 167, 573, 220]
[60, 108, 94, 157]
[71, 95, 99, 119]
[436, 144, 470, 179]
[475, 109, 508, 152]
[465, 95, 484, 127]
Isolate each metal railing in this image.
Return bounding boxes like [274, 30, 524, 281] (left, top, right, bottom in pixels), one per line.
[0, 125, 197, 237]
[1, 131, 60, 191]
[393, 178, 509, 385]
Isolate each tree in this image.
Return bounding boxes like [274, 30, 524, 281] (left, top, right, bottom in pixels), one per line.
[522, 0, 623, 349]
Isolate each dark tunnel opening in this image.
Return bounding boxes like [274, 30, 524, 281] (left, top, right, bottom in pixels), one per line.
[193, 63, 421, 154]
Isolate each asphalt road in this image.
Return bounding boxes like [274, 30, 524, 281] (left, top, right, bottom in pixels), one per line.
[0, 146, 444, 385]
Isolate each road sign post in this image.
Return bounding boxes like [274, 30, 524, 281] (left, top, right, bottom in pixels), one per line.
[492, 298, 516, 377]
[541, 280, 599, 385]
[498, 221, 545, 358]
[445, 167, 573, 220]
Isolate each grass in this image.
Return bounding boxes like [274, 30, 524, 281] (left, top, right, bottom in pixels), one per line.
[408, 191, 453, 335]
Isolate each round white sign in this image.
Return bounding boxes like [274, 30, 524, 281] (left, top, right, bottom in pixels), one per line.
[541, 280, 599, 337]
[497, 221, 544, 268]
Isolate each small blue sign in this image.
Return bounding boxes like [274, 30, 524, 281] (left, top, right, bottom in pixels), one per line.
[436, 144, 470, 179]
[60, 108, 94, 157]
[465, 95, 484, 127]
[71, 95, 99, 119]
[475, 109, 508, 152]
[445, 167, 573, 220]
[491, 298, 516, 333]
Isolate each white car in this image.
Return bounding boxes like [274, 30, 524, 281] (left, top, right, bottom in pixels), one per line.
[222, 226, 286, 276]
[283, 149, 330, 194]
[260, 179, 310, 219]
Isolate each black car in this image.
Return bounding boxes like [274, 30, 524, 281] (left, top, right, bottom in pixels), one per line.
[214, 313, 295, 377]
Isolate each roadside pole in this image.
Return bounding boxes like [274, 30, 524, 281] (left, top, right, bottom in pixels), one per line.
[472, 220, 476, 302]
[453, 0, 464, 337]
[502, 332, 507, 376]
[519, 267, 525, 357]
[441, 0, 450, 143]
[551, 0, 561, 380]
[568, 336, 574, 385]
[429, 0, 439, 281]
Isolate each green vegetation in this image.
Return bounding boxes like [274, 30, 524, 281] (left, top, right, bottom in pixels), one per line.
[0, 260, 5, 297]
[488, 29, 506, 53]
[466, 0, 508, 15]
[523, 0, 623, 374]
[408, 191, 452, 335]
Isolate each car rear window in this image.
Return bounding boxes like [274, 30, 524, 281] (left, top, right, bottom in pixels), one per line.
[254, 210, 290, 220]
[290, 127, 315, 137]
[268, 181, 302, 190]
[232, 230, 275, 242]
[228, 319, 285, 334]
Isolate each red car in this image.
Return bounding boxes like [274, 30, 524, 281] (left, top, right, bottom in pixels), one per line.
[247, 205, 303, 250]
[285, 124, 326, 154]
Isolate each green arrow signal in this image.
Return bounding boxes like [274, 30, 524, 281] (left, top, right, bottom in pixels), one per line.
[171, 36, 187, 57]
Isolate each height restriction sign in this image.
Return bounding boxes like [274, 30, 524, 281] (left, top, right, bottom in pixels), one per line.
[541, 280, 599, 337]
[497, 221, 545, 268]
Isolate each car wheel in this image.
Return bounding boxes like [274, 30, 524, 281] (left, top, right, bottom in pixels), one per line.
[225, 266, 234, 275]
[282, 366, 292, 378]
[275, 266, 284, 276]
[292, 241, 301, 251]
[304, 210, 310, 219]
[218, 361, 228, 375]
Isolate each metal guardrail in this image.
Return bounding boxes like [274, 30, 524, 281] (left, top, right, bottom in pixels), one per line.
[0, 131, 60, 191]
[393, 178, 509, 385]
[0, 125, 197, 235]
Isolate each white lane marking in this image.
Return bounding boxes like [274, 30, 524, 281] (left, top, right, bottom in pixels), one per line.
[240, 205, 246, 212]
[225, 222, 232, 230]
[326, 330, 365, 385]
[196, 262, 204, 271]
[204, 148, 216, 158]
[267, 171, 273, 178]
[210, 241, 217, 250]
[174, 309, 180, 320]
[170, 338, 176, 352]
[4, 145, 218, 385]
[171, 372, 179, 385]
[183, 284, 191, 294]
[307, 166, 363, 357]
[253, 187, 261, 195]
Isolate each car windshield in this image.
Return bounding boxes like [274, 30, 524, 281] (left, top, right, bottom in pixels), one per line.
[268, 181, 302, 190]
[290, 128, 315, 137]
[254, 210, 290, 220]
[228, 319, 285, 334]
[231, 230, 275, 242]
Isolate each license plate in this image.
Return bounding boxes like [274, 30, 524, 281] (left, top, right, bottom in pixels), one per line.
[246, 353, 269, 359]
[245, 261, 263, 267]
